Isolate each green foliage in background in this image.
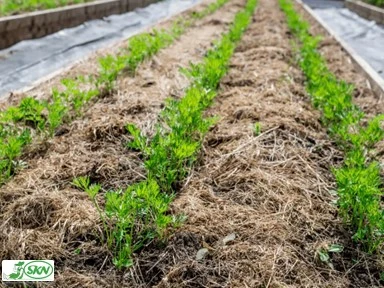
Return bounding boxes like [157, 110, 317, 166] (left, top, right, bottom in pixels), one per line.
[0, 0, 92, 16]
[364, 0, 384, 8]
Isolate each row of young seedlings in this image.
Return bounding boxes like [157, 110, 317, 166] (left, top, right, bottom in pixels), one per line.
[279, 0, 384, 252]
[0, 0, 229, 185]
[73, 0, 258, 269]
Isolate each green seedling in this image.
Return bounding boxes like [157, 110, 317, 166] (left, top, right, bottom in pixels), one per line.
[126, 124, 149, 155]
[105, 179, 174, 268]
[125, 30, 174, 73]
[61, 78, 98, 114]
[253, 122, 261, 136]
[0, 129, 31, 182]
[334, 163, 383, 252]
[97, 55, 126, 93]
[18, 97, 46, 130]
[72, 176, 110, 246]
[0, 97, 46, 130]
[0, 106, 23, 123]
[192, 0, 228, 19]
[73, 176, 175, 269]
[45, 94, 67, 137]
[318, 244, 344, 269]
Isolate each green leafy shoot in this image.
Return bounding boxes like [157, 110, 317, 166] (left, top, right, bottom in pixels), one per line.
[253, 122, 261, 136]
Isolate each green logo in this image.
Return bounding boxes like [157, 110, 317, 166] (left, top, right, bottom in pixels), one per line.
[3, 260, 54, 281]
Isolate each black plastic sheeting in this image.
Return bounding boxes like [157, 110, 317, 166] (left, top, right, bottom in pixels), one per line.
[0, 0, 201, 98]
[302, 0, 384, 78]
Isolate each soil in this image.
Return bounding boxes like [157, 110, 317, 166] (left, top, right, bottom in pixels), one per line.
[0, 0, 383, 287]
[156, 0, 382, 287]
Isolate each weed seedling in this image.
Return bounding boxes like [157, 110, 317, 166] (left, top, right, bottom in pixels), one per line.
[253, 122, 261, 136]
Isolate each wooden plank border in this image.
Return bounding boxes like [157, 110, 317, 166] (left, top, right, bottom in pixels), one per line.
[345, 0, 384, 24]
[0, 0, 159, 50]
[295, 0, 384, 99]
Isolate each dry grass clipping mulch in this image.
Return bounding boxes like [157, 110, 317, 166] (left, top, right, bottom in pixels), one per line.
[151, 0, 383, 287]
[0, 0, 383, 286]
[0, 0, 247, 287]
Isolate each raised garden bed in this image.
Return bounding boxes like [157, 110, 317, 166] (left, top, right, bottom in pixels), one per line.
[0, 0, 383, 286]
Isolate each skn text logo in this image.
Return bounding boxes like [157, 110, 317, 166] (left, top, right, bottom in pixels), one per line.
[2, 260, 54, 281]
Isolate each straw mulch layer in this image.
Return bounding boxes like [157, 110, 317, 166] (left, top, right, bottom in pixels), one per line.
[0, 0, 245, 286]
[153, 0, 383, 287]
[0, 0, 383, 287]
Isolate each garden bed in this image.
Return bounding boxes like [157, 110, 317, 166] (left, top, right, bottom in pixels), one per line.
[0, 0, 383, 287]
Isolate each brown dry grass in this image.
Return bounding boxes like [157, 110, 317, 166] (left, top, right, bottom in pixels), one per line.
[0, 0, 246, 287]
[151, 0, 383, 287]
[0, 0, 383, 287]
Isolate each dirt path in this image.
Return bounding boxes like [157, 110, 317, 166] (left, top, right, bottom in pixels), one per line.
[0, 0, 246, 287]
[152, 0, 382, 287]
